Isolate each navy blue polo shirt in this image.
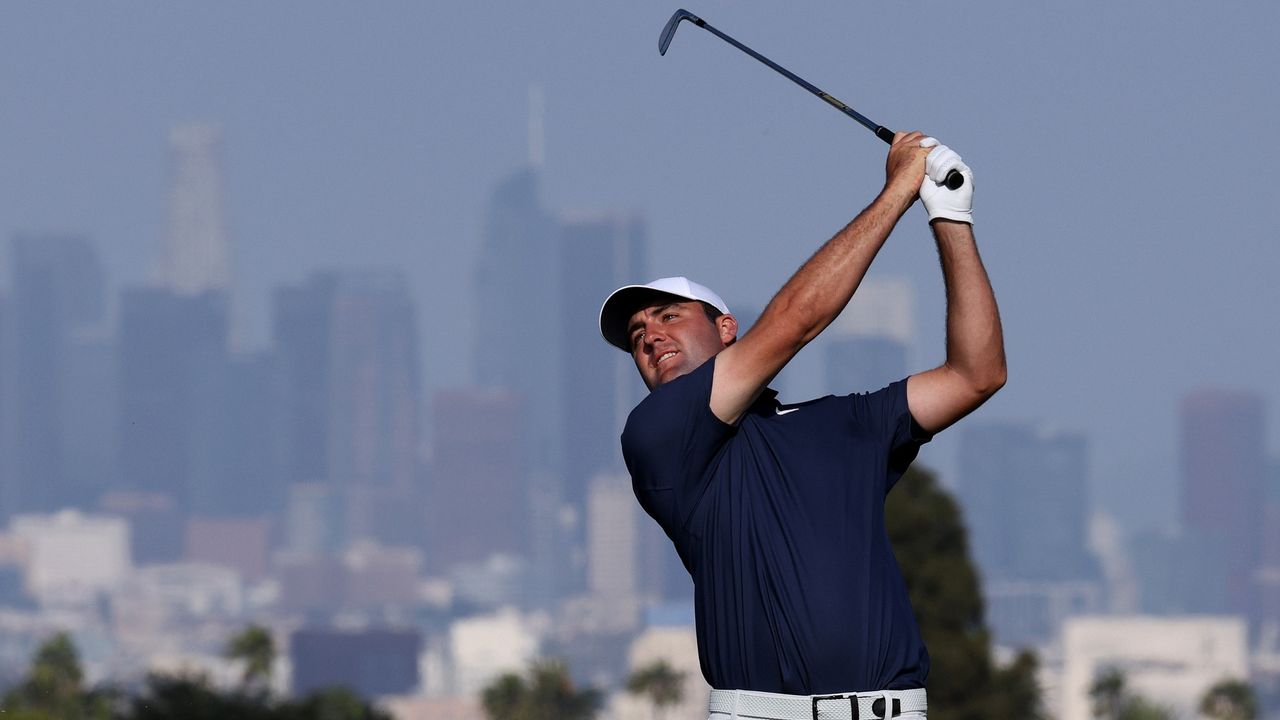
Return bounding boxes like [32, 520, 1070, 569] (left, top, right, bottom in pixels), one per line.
[621, 355, 933, 695]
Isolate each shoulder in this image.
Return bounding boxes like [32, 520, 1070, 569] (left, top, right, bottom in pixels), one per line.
[622, 358, 720, 452]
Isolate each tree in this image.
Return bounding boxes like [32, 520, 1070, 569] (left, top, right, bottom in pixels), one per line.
[480, 659, 601, 720]
[625, 659, 685, 720]
[885, 466, 1043, 720]
[0, 632, 111, 720]
[225, 623, 277, 693]
[1200, 679, 1258, 720]
[1088, 666, 1175, 720]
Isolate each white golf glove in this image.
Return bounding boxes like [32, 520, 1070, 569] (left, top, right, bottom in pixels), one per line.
[918, 137, 973, 225]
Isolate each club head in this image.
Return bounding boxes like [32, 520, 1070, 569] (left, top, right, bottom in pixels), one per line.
[659, 9, 702, 56]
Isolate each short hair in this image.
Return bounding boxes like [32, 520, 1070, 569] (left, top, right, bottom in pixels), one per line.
[699, 301, 723, 325]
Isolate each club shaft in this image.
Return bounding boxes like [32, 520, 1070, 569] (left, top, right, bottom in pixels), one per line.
[694, 18, 892, 143]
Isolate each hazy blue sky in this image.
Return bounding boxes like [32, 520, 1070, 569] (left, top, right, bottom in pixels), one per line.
[2, 2, 1276, 531]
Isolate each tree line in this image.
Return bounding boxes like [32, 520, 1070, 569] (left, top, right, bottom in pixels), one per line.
[1, 626, 389, 720]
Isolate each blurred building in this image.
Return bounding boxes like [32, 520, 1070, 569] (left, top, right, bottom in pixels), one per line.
[425, 388, 524, 574]
[608, 623, 709, 720]
[273, 275, 338, 492]
[958, 421, 1099, 647]
[1, 234, 106, 517]
[824, 277, 913, 395]
[10, 510, 130, 606]
[291, 627, 423, 698]
[156, 123, 230, 298]
[448, 608, 540, 697]
[184, 517, 271, 581]
[472, 168, 561, 476]
[587, 472, 639, 600]
[273, 271, 422, 550]
[341, 541, 423, 609]
[1179, 389, 1266, 616]
[1060, 615, 1247, 720]
[98, 491, 184, 566]
[112, 563, 243, 642]
[116, 287, 230, 514]
[558, 213, 647, 522]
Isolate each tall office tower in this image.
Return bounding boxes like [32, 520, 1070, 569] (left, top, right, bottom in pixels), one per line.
[824, 277, 913, 395]
[1, 235, 105, 518]
[472, 169, 561, 473]
[213, 352, 280, 517]
[273, 274, 337, 491]
[959, 422, 1099, 647]
[155, 124, 230, 297]
[425, 388, 524, 575]
[959, 421, 1095, 582]
[559, 213, 647, 527]
[326, 272, 422, 547]
[117, 288, 230, 517]
[273, 271, 422, 549]
[1179, 389, 1266, 615]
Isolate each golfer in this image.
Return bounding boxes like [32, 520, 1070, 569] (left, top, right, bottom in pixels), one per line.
[598, 133, 1005, 720]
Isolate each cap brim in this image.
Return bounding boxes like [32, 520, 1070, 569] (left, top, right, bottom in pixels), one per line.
[599, 286, 692, 351]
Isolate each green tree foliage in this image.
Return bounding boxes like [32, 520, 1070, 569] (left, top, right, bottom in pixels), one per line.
[885, 466, 1044, 720]
[1088, 666, 1175, 720]
[625, 659, 685, 720]
[0, 633, 390, 720]
[225, 623, 277, 693]
[1200, 679, 1259, 720]
[481, 659, 601, 720]
[0, 632, 112, 720]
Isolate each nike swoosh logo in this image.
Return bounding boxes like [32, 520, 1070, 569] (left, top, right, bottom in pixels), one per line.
[776, 407, 799, 416]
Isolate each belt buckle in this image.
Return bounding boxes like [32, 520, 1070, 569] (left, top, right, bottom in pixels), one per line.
[869, 693, 902, 719]
[811, 693, 857, 720]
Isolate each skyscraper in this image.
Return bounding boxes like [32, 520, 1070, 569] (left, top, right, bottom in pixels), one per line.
[155, 124, 230, 297]
[273, 271, 422, 548]
[824, 277, 913, 396]
[425, 388, 524, 574]
[116, 287, 230, 513]
[958, 421, 1095, 583]
[559, 212, 647, 519]
[273, 273, 338, 490]
[2, 234, 106, 517]
[472, 168, 561, 473]
[1179, 389, 1266, 615]
[326, 271, 421, 546]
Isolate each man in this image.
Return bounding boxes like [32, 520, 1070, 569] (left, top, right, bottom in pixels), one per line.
[598, 133, 1005, 720]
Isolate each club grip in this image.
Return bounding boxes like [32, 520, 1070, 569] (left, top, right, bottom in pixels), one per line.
[876, 126, 966, 189]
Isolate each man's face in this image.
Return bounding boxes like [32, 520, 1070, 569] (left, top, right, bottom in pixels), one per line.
[626, 300, 734, 390]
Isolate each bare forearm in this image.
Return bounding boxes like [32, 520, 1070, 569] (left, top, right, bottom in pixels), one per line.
[759, 187, 915, 346]
[933, 220, 1006, 393]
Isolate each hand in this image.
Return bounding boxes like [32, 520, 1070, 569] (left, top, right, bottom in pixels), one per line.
[918, 138, 973, 224]
[883, 131, 930, 202]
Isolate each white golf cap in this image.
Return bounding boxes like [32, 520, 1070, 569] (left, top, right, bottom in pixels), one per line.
[599, 276, 730, 351]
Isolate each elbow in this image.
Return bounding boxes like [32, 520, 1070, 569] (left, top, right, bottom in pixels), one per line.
[974, 362, 1007, 399]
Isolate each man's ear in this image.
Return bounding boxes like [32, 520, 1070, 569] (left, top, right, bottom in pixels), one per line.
[718, 314, 738, 346]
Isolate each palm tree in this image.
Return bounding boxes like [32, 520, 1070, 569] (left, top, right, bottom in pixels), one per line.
[626, 660, 685, 720]
[224, 624, 276, 693]
[1200, 679, 1258, 720]
[480, 659, 600, 720]
[1089, 667, 1127, 719]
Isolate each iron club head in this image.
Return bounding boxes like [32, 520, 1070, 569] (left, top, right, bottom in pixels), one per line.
[659, 9, 703, 55]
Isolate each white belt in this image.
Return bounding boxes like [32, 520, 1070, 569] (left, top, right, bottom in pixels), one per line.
[709, 687, 926, 720]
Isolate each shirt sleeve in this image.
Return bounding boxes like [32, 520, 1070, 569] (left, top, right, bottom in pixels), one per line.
[621, 357, 733, 533]
[849, 379, 935, 490]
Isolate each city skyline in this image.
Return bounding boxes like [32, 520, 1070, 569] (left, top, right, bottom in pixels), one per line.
[3, 3, 1277, 535]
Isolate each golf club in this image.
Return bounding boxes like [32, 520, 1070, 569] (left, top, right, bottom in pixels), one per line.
[659, 8, 964, 190]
